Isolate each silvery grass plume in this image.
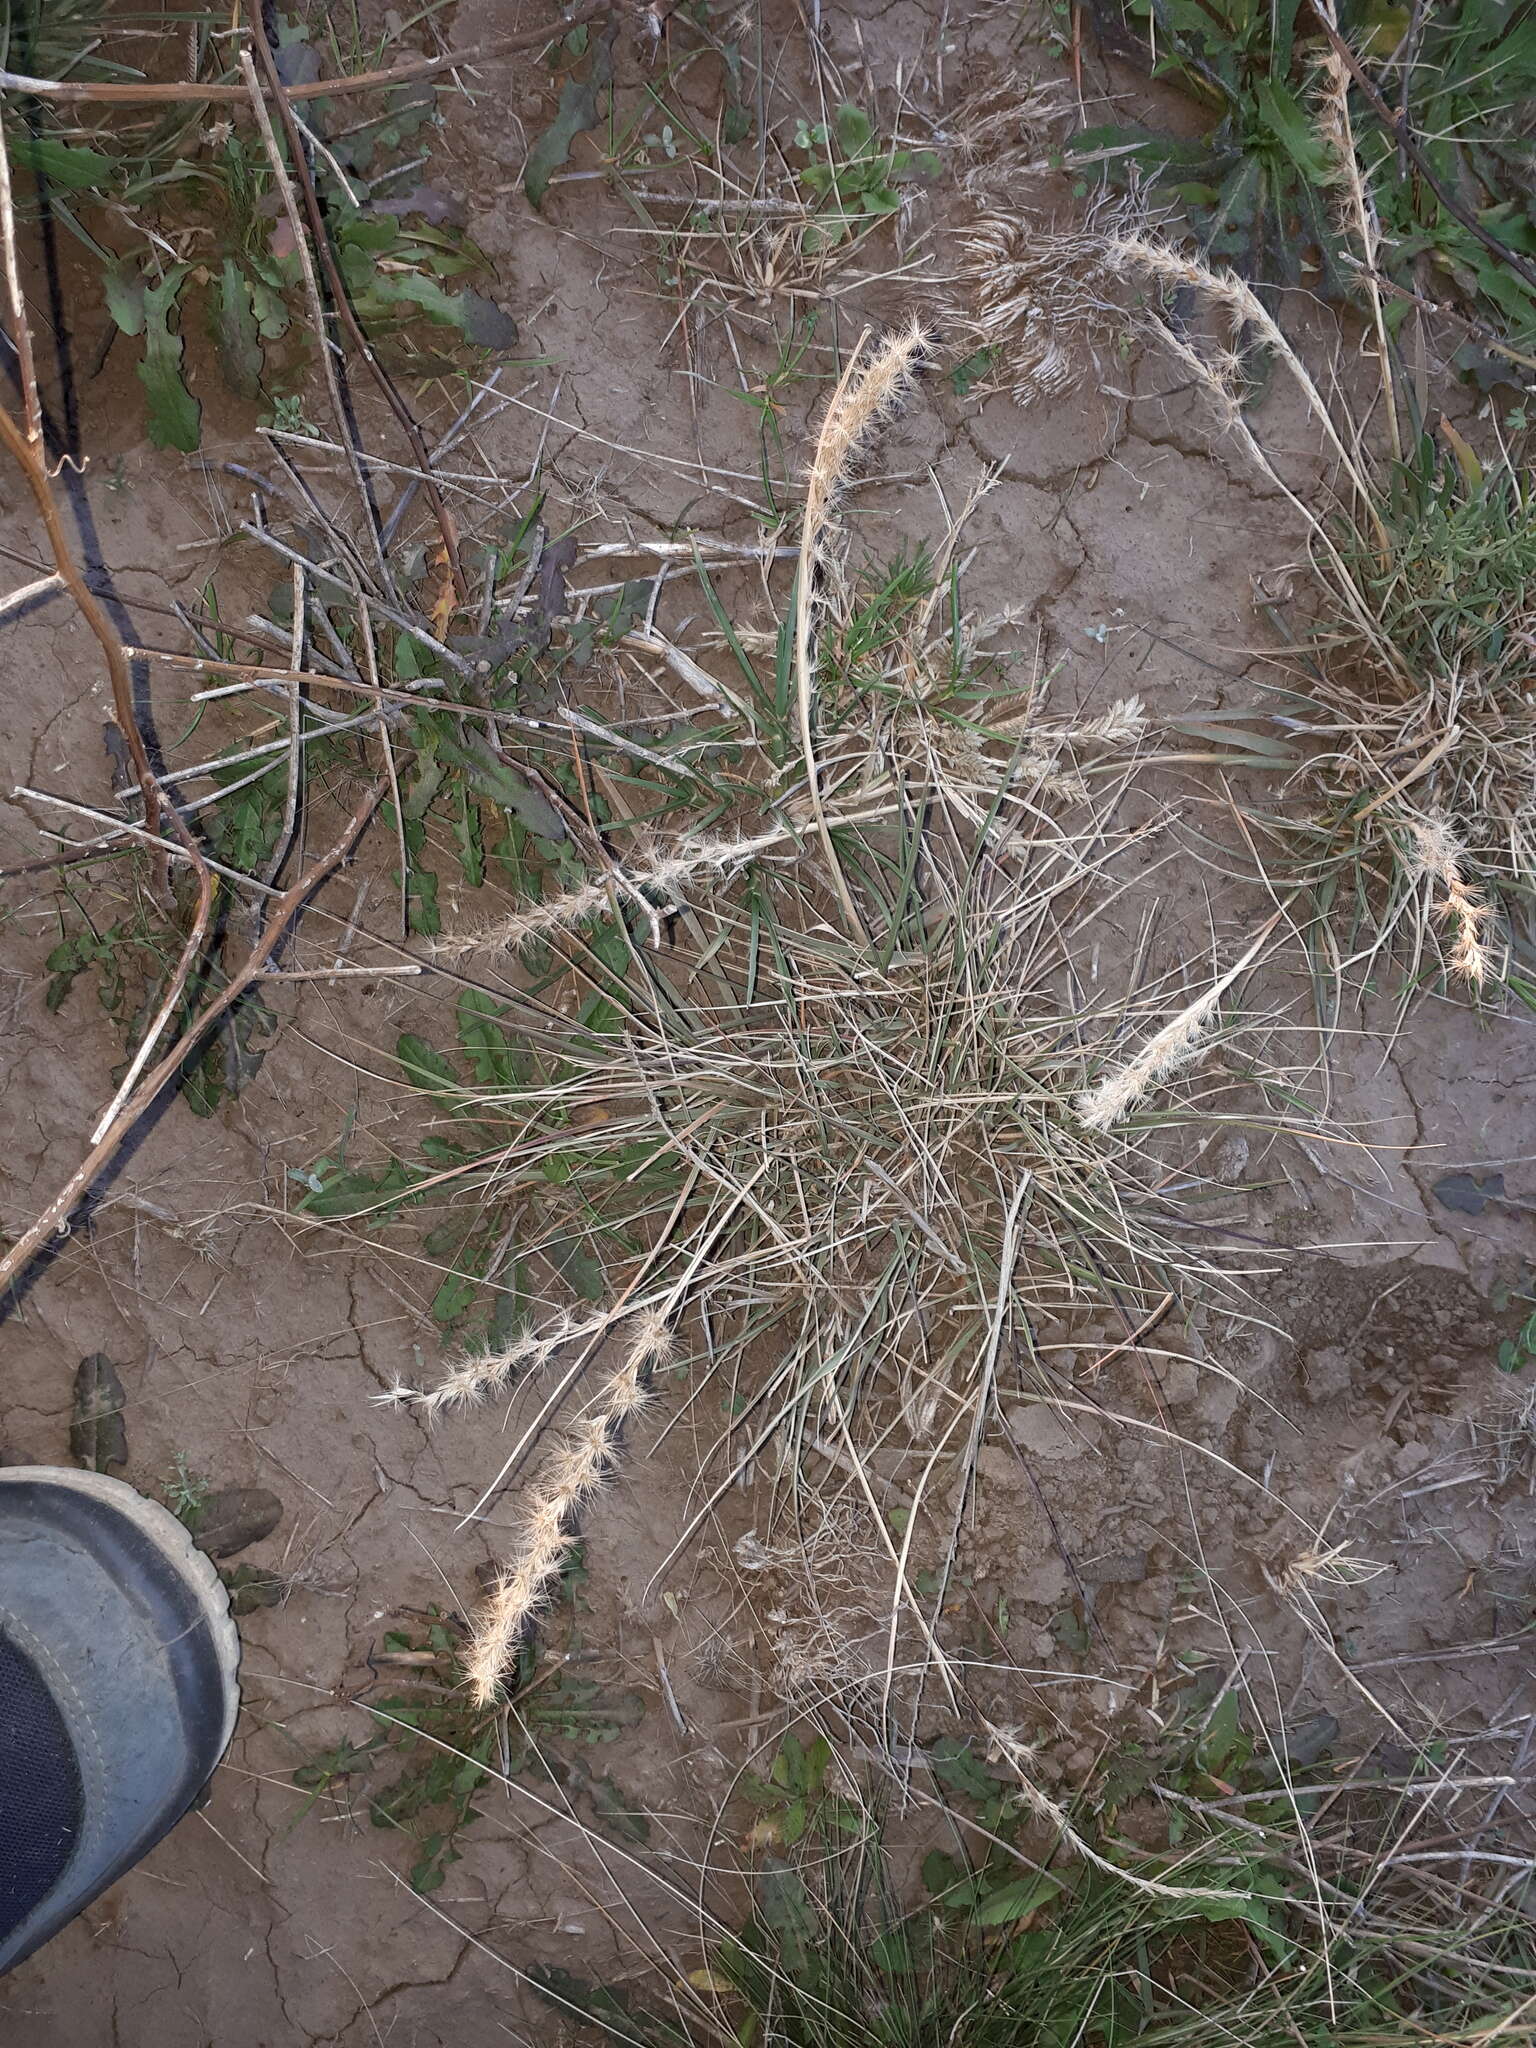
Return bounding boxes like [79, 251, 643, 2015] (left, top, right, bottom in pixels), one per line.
[1311, 44, 1402, 462]
[1096, 230, 1378, 514]
[431, 830, 787, 958]
[1075, 913, 1281, 1132]
[902, 691, 1149, 812]
[959, 195, 1378, 544]
[795, 317, 931, 923]
[375, 1306, 626, 1414]
[462, 1311, 673, 1705]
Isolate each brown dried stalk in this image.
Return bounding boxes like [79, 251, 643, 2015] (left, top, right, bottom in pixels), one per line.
[0, 6, 612, 104]
[0, 97, 224, 1152]
[0, 785, 380, 1300]
[242, 5, 467, 601]
[237, 49, 386, 587]
[0, 785, 379, 1297]
[0, 103, 177, 854]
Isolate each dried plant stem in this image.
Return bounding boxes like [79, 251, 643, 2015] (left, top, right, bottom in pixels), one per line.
[1305, 0, 1536, 302]
[0, 786, 379, 1300]
[794, 319, 927, 932]
[238, 49, 387, 585]
[0, 108, 168, 847]
[0, 5, 614, 103]
[243, 3, 466, 601]
[463, 1314, 673, 1705]
[0, 97, 219, 1150]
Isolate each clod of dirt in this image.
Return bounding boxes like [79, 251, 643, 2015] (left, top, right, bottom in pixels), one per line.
[1155, 1359, 1201, 1407]
[192, 1486, 283, 1558]
[1302, 1346, 1355, 1405]
[1015, 1559, 1071, 1606]
[1006, 1403, 1092, 1459]
[69, 1354, 127, 1473]
[220, 1563, 284, 1614]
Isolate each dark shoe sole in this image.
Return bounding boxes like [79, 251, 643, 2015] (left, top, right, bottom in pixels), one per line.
[0, 1469, 241, 1972]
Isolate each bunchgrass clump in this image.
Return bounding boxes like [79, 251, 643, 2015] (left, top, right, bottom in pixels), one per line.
[328, 330, 1296, 1700]
[530, 1708, 1536, 2047]
[1274, 438, 1536, 999]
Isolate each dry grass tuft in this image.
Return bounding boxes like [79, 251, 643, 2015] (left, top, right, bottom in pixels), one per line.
[952, 80, 1070, 200]
[402, 323, 1303, 1701]
[957, 207, 1129, 408]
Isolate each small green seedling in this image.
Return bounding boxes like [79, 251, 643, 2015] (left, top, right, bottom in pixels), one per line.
[794, 103, 939, 251]
[163, 1451, 211, 1530]
[741, 1732, 867, 1849]
[1493, 1275, 1536, 1373]
[292, 1596, 648, 1891]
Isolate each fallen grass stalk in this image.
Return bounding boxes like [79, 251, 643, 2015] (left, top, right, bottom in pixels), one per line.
[0, 5, 616, 103]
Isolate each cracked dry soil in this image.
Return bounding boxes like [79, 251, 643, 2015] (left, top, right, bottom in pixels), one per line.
[2, 2, 1536, 2042]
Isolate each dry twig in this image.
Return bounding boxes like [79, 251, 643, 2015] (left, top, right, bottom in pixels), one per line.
[0, 786, 379, 1300]
[0, 6, 613, 104]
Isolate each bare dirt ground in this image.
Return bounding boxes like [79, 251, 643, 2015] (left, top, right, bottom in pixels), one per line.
[2, 3, 1536, 2042]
